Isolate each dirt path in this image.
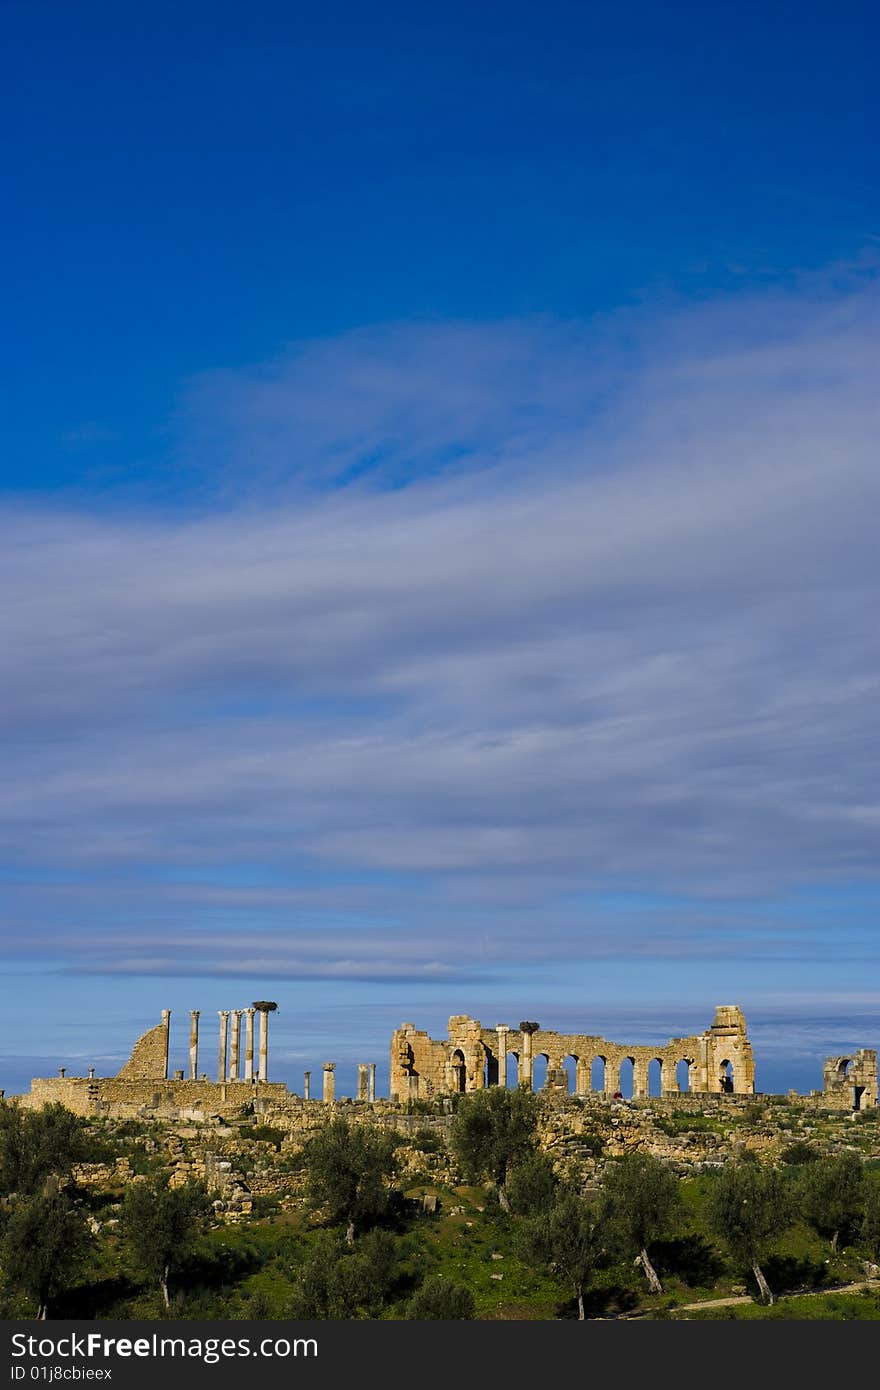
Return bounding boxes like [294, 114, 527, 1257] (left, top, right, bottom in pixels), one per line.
[669, 1278, 880, 1316]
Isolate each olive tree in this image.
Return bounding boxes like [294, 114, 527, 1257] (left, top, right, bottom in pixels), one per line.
[602, 1151, 682, 1294]
[302, 1116, 398, 1243]
[450, 1086, 539, 1212]
[707, 1158, 789, 1305]
[120, 1177, 211, 1308]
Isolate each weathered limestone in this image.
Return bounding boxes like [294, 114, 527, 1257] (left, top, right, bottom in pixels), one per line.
[244, 1008, 255, 1082]
[822, 1050, 877, 1111]
[519, 1022, 538, 1090]
[303, 1070, 311, 1101]
[389, 1006, 757, 1102]
[357, 1064, 368, 1101]
[252, 1002, 276, 1082]
[323, 1062, 336, 1104]
[189, 1011, 200, 1082]
[229, 1010, 242, 1081]
[368, 1063, 376, 1102]
[217, 1011, 229, 1085]
[496, 1025, 510, 1088]
[117, 1010, 172, 1081]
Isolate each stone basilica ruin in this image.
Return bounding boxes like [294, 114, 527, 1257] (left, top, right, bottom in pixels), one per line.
[15, 1001, 877, 1118]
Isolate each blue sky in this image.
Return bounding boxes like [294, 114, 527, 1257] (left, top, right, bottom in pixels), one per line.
[2, 1, 879, 1098]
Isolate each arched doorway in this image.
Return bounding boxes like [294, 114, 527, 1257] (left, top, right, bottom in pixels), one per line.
[617, 1057, 634, 1099]
[590, 1056, 606, 1093]
[532, 1053, 549, 1092]
[676, 1058, 692, 1093]
[563, 1054, 579, 1094]
[450, 1049, 466, 1093]
[505, 1051, 519, 1088]
[718, 1059, 734, 1093]
[648, 1058, 663, 1097]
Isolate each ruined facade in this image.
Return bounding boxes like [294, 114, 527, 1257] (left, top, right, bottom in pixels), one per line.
[821, 1050, 877, 1112]
[389, 1005, 757, 1102]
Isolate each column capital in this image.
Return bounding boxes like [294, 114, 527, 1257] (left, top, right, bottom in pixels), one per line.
[219, 1009, 230, 1019]
[323, 1061, 336, 1071]
[190, 1009, 200, 1019]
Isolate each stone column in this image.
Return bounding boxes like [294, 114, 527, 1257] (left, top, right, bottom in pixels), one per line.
[323, 1062, 336, 1104]
[519, 1022, 538, 1090]
[303, 1070, 311, 1100]
[229, 1010, 242, 1080]
[189, 1011, 200, 1081]
[244, 1008, 256, 1081]
[496, 1025, 510, 1087]
[368, 1063, 376, 1102]
[633, 1060, 649, 1100]
[217, 1011, 229, 1084]
[258, 1007, 269, 1082]
[161, 1008, 171, 1081]
[357, 1064, 368, 1101]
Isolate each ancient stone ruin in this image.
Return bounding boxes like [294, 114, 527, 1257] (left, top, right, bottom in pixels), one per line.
[389, 1004, 757, 1102]
[15, 999, 877, 1118]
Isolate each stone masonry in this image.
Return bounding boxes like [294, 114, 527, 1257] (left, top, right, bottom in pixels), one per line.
[389, 1005, 757, 1102]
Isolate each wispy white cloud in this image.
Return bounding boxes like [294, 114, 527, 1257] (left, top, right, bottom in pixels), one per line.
[2, 272, 879, 987]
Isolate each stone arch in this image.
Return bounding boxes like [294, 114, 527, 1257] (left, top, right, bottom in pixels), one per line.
[505, 1051, 519, 1088]
[676, 1058, 693, 1093]
[617, 1056, 634, 1099]
[562, 1053, 579, 1094]
[718, 1058, 734, 1093]
[532, 1053, 549, 1091]
[450, 1049, 466, 1093]
[590, 1056, 606, 1093]
[837, 1058, 854, 1081]
[648, 1057, 663, 1097]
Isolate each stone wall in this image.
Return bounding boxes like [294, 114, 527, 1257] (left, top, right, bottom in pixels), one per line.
[116, 1012, 170, 1081]
[389, 1005, 756, 1102]
[22, 1077, 290, 1119]
[820, 1050, 877, 1111]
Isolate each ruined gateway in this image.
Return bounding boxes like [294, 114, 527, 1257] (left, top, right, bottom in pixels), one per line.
[17, 1002, 878, 1117]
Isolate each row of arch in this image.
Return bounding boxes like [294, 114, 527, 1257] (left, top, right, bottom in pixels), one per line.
[448, 1049, 735, 1096]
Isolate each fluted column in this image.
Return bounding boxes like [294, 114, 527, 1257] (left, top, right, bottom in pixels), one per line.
[244, 1008, 255, 1081]
[519, 1022, 538, 1090]
[217, 1011, 229, 1083]
[189, 1010, 200, 1081]
[496, 1025, 509, 1087]
[303, 1070, 311, 1100]
[368, 1063, 376, 1102]
[229, 1009, 242, 1080]
[161, 1008, 171, 1081]
[323, 1061, 336, 1103]
[258, 1007, 269, 1082]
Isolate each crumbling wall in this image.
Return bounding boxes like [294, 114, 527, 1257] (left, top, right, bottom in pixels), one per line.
[390, 1005, 756, 1100]
[116, 1013, 170, 1081]
[821, 1050, 877, 1110]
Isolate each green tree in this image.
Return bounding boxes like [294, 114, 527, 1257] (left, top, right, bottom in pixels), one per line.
[707, 1159, 789, 1305]
[450, 1086, 539, 1211]
[1, 1193, 91, 1318]
[858, 1181, 880, 1263]
[120, 1177, 210, 1309]
[505, 1151, 559, 1216]
[518, 1189, 604, 1320]
[0, 1104, 89, 1197]
[290, 1230, 403, 1318]
[404, 1275, 475, 1320]
[303, 1117, 398, 1243]
[602, 1151, 682, 1294]
[799, 1154, 866, 1252]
